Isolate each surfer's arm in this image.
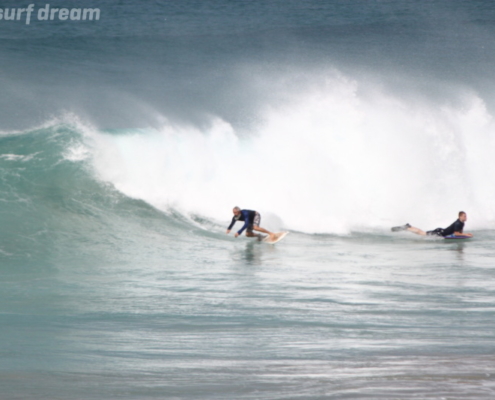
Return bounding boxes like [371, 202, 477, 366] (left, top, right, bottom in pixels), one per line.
[237, 221, 249, 235]
[236, 210, 251, 235]
[455, 231, 472, 237]
[226, 217, 236, 233]
[453, 221, 471, 236]
[452, 221, 465, 236]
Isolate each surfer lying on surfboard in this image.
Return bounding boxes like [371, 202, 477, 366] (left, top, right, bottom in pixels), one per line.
[392, 211, 473, 238]
[226, 207, 277, 242]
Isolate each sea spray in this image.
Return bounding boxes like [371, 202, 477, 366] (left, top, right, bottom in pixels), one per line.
[86, 71, 495, 233]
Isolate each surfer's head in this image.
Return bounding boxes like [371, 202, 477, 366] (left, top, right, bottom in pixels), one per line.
[459, 211, 467, 222]
[233, 206, 241, 218]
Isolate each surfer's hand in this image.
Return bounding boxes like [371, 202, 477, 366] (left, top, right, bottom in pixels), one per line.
[234, 232, 239, 238]
[226, 230, 230, 234]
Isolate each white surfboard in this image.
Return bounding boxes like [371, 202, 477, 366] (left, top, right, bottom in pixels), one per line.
[263, 231, 289, 244]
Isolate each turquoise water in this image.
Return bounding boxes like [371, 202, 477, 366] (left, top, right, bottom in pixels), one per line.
[2, 163, 495, 398]
[2, 1, 495, 398]
[1, 126, 494, 398]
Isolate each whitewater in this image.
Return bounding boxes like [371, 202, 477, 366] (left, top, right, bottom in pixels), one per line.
[1, 1, 495, 399]
[86, 73, 495, 233]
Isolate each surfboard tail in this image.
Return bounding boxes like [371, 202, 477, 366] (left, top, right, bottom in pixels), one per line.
[263, 231, 289, 244]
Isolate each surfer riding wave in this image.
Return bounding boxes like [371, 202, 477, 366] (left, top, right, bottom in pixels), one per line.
[226, 207, 277, 241]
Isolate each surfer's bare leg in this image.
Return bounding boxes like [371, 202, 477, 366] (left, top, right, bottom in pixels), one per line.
[251, 226, 276, 240]
[246, 231, 267, 241]
[407, 226, 427, 236]
[245, 232, 259, 237]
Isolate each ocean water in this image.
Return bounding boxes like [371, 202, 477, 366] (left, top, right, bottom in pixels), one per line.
[1, 1, 495, 399]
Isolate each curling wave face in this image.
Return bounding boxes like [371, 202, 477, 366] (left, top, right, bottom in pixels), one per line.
[0, 119, 194, 268]
[1, 69, 494, 266]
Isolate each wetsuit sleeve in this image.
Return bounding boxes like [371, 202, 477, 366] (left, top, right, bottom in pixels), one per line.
[227, 217, 236, 231]
[237, 210, 250, 235]
[453, 220, 464, 233]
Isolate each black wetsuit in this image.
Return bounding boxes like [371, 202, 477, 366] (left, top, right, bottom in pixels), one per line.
[427, 219, 464, 237]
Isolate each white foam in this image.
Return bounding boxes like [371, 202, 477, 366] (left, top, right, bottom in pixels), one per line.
[87, 72, 495, 234]
[63, 143, 91, 162]
[0, 153, 37, 162]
